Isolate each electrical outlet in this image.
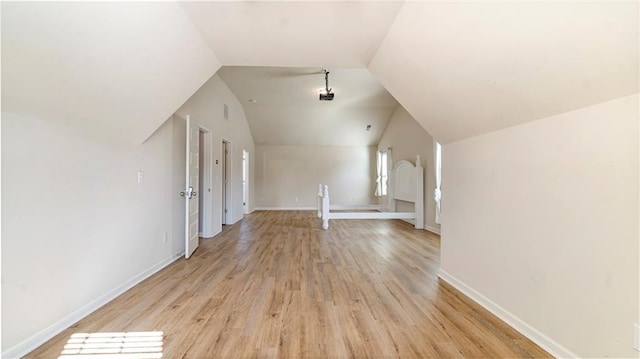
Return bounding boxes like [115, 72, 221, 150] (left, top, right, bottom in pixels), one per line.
[162, 232, 167, 243]
[633, 323, 639, 351]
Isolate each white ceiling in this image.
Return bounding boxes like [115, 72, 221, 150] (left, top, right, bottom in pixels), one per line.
[217, 66, 398, 146]
[2, 1, 638, 146]
[180, 2, 404, 67]
[1, 2, 220, 144]
[186, 1, 639, 144]
[369, 1, 639, 143]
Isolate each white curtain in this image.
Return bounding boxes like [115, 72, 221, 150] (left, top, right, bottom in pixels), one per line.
[383, 148, 392, 196]
[375, 149, 391, 197]
[375, 150, 382, 196]
[434, 141, 442, 224]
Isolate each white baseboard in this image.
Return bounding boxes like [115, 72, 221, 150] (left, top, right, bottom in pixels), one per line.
[437, 270, 578, 359]
[424, 225, 441, 235]
[400, 218, 416, 225]
[400, 219, 440, 235]
[200, 230, 218, 239]
[254, 207, 316, 211]
[2, 252, 184, 359]
[200, 226, 219, 238]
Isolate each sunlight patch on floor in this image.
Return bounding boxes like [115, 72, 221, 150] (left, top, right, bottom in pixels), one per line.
[58, 331, 164, 359]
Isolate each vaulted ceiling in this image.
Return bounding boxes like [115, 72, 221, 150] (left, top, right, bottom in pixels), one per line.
[217, 66, 398, 146]
[180, 1, 404, 68]
[2, 2, 220, 144]
[369, 2, 639, 143]
[2, 1, 638, 145]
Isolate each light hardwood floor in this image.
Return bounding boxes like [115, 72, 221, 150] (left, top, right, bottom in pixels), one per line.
[27, 211, 551, 358]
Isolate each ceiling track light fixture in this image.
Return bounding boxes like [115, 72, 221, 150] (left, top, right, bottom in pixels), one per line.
[319, 69, 335, 101]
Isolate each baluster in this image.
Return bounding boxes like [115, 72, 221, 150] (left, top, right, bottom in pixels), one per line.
[322, 185, 330, 229]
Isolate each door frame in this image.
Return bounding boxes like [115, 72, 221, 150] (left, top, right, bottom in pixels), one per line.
[198, 126, 214, 238]
[242, 149, 249, 215]
[221, 139, 232, 225]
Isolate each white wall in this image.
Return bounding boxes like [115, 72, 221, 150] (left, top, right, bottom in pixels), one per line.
[440, 94, 639, 358]
[1, 113, 183, 357]
[1, 73, 255, 358]
[175, 74, 256, 228]
[377, 106, 440, 234]
[254, 145, 376, 209]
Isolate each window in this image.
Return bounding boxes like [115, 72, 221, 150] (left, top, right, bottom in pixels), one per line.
[375, 150, 389, 196]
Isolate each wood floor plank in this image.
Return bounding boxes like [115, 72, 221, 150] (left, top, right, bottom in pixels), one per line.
[25, 210, 552, 358]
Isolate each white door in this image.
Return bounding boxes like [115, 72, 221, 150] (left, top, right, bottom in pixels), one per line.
[185, 115, 199, 259]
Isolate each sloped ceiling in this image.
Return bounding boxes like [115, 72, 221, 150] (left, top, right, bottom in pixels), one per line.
[1, 2, 220, 144]
[180, 1, 404, 67]
[369, 1, 639, 143]
[185, 1, 638, 145]
[2, 1, 637, 145]
[218, 66, 398, 146]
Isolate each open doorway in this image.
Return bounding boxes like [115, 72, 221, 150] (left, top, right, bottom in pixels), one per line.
[221, 140, 231, 225]
[242, 149, 249, 215]
[198, 128, 214, 237]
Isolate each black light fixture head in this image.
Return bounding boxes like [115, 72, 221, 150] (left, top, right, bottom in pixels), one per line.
[319, 92, 335, 101]
[319, 69, 334, 101]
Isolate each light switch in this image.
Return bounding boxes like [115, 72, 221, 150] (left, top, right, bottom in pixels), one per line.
[137, 171, 144, 184]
